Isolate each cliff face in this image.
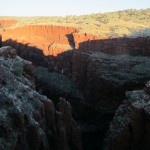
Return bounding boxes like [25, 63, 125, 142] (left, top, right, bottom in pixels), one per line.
[104, 84, 150, 150]
[0, 46, 82, 150]
[73, 33, 102, 49]
[38, 49, 150, 149]
[0, 25, 77, 56]
[1, 21, 150, 58]
[73, 33, 150, 56]
[55, 50, 150, 108]
[0, 20, 18, 27]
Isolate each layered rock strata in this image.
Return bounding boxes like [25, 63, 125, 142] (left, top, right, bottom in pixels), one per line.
[0, 20, 17, 28]
[73, 33, 150, 56]
[0, 24, 77, 56]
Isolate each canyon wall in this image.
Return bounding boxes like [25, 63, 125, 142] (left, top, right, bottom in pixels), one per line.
[0, 46, 82, 150]
[0, 24, 77, 56]
[73, 33, 150, 56]
[1, 20, 150, 150]
[0, 20, 18, 27]
[104, 84, 150, 150]
[1, 20, 150, 58]
[55, 50, 150, 109]
[1, 21, 150, 113]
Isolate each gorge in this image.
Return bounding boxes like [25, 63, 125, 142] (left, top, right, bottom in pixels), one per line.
[0, 17, 150, 150]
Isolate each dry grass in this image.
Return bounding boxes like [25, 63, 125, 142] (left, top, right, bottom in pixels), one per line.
[0, 9, 150, 37]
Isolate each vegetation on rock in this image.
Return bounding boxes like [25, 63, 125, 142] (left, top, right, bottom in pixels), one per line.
[0, 9, 150, 37]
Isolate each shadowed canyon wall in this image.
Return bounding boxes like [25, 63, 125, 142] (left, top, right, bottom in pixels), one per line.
[0, 46, 82, 150]
[73, 33, 150, 56]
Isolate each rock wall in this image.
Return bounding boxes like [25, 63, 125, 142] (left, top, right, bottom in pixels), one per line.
[0, 25, 78, 56]
[73, 33, 150, 56]
[49, 49, 150, 149]
[1, 21, 150, 57]
[0, 46, 82, 150]
[55, 50, 150, 109]
[0, 20, 18, 27]
[104, 84, 150, 150]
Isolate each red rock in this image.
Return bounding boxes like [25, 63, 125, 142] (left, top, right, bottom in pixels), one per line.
[0, 25, 78, 56]
[0, 20, 17, 28]
[73, 33, 106, 49]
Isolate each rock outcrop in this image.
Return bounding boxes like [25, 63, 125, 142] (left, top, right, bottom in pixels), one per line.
[0, 46, 82, 150]
[104, 82, 150, 150]
[0, 20, 18, 28]
[1, 25, 78, 56]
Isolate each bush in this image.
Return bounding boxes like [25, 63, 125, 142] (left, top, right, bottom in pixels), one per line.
[13, 65, 23, 76]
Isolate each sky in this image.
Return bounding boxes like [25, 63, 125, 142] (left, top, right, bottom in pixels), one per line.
[0, 0, 149, 16]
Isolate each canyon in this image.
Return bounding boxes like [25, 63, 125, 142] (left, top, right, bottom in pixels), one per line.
[0, 24, 78, 56]
[0, 19, 150, 150]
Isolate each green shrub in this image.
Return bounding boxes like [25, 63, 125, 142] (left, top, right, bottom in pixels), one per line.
[13, 65, 23, 76]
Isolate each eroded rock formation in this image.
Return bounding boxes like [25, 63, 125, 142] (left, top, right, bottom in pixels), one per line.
[104, 83, 150, 150]
[55, 50, 150, 108]
[0, 25, 78, 56]
[0, 46, 82, 150]
[0, 20, 17, 27]
[73, 33, 150, 56]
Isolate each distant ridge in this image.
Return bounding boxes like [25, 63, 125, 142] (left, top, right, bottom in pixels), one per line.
[0, 9, 150, 37]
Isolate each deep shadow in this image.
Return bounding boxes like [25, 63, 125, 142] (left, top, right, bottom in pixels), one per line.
[66, 33, 75, 49]
[77, 36, 150, 56]
[3, 39, 49, 67]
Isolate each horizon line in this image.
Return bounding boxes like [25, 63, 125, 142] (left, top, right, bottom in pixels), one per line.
[0, 8, 149, 18]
